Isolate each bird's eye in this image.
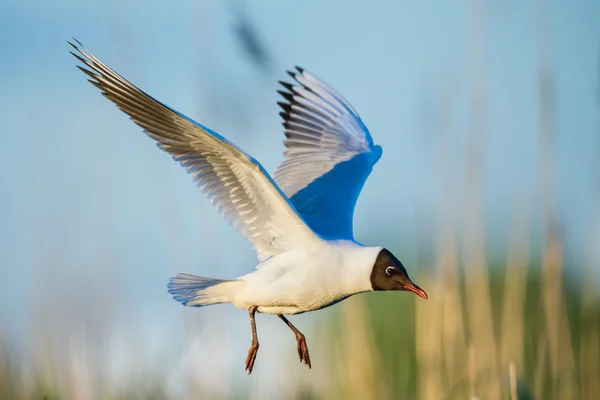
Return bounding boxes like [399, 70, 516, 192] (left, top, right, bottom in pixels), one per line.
[385, 266, 395, 276]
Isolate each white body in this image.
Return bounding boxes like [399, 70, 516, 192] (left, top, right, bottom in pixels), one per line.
[211, 241, 381, 315]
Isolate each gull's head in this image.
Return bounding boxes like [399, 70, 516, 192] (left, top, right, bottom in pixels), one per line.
[370, 249, 428, 299]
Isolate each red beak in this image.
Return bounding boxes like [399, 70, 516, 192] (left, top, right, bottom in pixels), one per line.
[403, 282, 428, 300]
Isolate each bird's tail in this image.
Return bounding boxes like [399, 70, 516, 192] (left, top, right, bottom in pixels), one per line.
[167, 273, 240, 307]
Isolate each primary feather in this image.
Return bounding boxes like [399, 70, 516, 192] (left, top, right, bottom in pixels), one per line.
[274, 68, 382, 240]
[69, 40, 321, 261]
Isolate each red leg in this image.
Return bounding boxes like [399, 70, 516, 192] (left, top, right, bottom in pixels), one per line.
[278, 314, 311, 368]
[245, 306, 259, 374]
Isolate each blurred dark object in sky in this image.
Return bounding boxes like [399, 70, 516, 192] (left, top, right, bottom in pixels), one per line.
[229, 0, 274, 75]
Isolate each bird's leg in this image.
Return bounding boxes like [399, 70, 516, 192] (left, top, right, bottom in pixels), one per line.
[278, 314, 311, 368]
[245, 306, 259, 374]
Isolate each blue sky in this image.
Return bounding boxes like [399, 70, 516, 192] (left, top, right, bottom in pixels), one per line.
[0, 0, 598, 392]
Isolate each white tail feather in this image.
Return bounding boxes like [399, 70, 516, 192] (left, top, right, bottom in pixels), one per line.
[167, 273, 238, 307]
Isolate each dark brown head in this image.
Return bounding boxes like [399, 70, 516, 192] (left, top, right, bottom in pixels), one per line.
[370, 249, 428, 299]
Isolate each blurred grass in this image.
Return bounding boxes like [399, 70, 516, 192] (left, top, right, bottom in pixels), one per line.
[3, 247, 596, 399]
[7, 143, 589, 397]
[0, 233, 600, 400]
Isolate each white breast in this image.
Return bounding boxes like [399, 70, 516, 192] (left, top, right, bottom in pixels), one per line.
[231, 242, 381, 314]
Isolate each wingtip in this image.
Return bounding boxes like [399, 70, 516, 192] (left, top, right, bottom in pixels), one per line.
[277, 90, 293, 102]
[279, 81, 294, 92]
[75, 64, 95, 77]
[295, 66, 304, 74]
[68, 38, 91, 60]
[68, 37, 83, 49]
[277, 101, 291, 112]
[71, 51, 89, 66]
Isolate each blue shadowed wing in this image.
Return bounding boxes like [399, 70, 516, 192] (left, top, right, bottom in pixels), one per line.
[274, 68, 382, 240]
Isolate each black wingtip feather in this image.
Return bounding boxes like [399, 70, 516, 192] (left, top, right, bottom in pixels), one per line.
[279, 81, 294, 92]
[295, 66, 304, 74]
[68, 38, 85, 52]
[71, 52, 91, 67]
[277, 90, 293, 102]
[277, 101, 291, 112]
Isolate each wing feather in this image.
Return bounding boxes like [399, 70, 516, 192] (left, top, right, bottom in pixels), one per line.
[70, 40, 320, 261]
[273, 68, 382, 240]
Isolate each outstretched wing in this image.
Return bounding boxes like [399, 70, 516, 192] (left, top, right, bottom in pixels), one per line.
[273, 68, 382, 240]
[70, 41, 321, 261]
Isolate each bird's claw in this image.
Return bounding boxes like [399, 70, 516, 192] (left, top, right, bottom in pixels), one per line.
[296, 334, 311, 368]
[245, 341, 259, 374]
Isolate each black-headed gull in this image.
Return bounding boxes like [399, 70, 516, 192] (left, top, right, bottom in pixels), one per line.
[70, 40, 428, 374]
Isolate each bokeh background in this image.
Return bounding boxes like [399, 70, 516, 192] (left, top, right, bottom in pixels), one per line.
[1, 0, 599, 399]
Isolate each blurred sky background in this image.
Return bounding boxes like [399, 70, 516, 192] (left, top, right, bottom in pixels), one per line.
[1, 0, 599, 398]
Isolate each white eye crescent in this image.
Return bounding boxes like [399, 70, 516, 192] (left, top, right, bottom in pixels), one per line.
[385, 266, 395, 276]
